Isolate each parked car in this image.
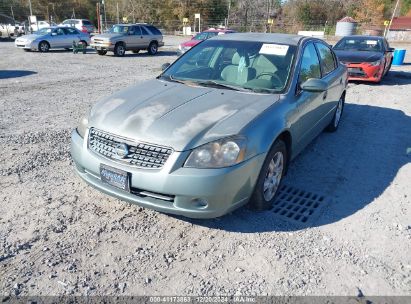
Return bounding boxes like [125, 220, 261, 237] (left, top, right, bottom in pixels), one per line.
[0, 24, 17, 38]
[59, 19, 95, 34]
[90, 23, 164, 56]
[71, 33, 347, 218]
[333, 35, 394, 83]
[30, 20, 57, 32]
[15, 26, 91, 52]
[178, 28, 236, 54]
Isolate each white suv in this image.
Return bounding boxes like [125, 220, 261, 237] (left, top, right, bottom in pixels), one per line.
[60, 19, 95, 34]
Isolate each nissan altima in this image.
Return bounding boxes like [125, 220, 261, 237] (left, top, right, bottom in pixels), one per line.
[71, 33, 347, 218]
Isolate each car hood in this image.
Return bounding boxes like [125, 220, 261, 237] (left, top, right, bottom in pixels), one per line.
[334, 50, 383, 63]
[89, 79, 279, 151]
[92, 33, 124, 40]
[17, 33, 46, 40]
[181, 40, 201, 48]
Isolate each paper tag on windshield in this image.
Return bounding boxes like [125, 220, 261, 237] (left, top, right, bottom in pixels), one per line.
[366, 40, 378, 45]
[259, 44, 289, 56]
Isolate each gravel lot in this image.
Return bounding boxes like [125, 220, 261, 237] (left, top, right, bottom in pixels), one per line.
[0, 36, 410, 297]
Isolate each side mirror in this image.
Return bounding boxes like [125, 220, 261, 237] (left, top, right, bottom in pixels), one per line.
[387, 47, 395, 52]
[161, 63, 171, 71]
[300, 78, 328, 92]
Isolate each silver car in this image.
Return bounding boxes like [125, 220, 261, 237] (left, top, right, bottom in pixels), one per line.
[60, 19, 95, 34]
[90, 24, 164, 56]
[71, 33, 347, 218]
[15, 26, 90, 52]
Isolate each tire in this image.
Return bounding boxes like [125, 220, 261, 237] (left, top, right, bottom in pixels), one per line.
[97, 50, 107, 56]
[23, 49, 30, 52]
[147, 41, 158, 55]
[38, 41, 50, 52]
[114, 43, 126, 57]
[326, 95, 345, 132]
[248, 140, 287, 211]
[132, 50, 140, 54]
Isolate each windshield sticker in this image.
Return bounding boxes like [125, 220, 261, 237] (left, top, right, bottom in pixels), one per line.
[259, 44, 289, 56]
[366, 40, 378, 45]
[347, 40, 355, 44]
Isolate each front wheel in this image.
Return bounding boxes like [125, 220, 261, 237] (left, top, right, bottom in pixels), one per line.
[114, 43, 126, 57]
[38, 41, 50, 52]
[326, 96, 344, 132]
[147, 41, 158, 55]
[248, 140, 287, 211]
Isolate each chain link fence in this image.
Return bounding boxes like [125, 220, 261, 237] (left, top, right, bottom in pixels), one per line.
[0, 2, 404, 40]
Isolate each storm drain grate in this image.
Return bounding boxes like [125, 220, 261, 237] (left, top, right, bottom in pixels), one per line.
[272, 184, 330, 225]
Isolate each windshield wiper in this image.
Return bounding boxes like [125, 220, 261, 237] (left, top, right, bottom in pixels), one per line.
[158, 74, 189, 85]
[195, 80, 248, 91]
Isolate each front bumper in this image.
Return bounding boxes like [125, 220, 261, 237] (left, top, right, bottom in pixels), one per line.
[346, 62, 384, 82]
[71, 129, 265, 218]
[15, 41, 36, 50]
[90, 43, 114, 51]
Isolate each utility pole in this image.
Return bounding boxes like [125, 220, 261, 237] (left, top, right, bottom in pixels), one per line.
[227, 0, 231, 28]
[386, 0, 400, 38]
[28, 0, 33, 16]
[117, 2, 120, 24]
[11, 6, 15, 20]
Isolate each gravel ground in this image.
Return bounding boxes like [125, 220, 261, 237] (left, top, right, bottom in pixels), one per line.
[0, 36, 410, 297]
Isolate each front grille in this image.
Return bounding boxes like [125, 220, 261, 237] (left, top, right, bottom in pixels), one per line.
[348, 67, 366, 77]
[88, 128, 173, 169]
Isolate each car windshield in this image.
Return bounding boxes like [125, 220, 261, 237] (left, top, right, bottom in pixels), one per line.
[35, 28, 52, 35]
[109, 25, 129, 33]
[161, 39, 296, 93]
[334, 37, 383, 52]
[194, 32, 218, 40]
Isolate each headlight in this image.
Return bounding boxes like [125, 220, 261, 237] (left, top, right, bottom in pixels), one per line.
[76, 116, 89, 138]
[369, 59, 382, 66]
[184, 137, 246, 168]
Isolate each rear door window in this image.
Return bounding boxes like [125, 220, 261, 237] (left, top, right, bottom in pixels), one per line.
[146, 25, 162, 35]
[141, 26, 149, 35]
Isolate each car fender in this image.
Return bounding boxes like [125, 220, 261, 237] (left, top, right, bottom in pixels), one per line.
[240, 98, 293, 160]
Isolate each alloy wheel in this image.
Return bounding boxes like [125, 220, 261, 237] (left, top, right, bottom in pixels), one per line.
[334, 98, 343, 128]
[263, 151, 284, 201]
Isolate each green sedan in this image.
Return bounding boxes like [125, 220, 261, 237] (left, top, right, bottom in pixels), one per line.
[71, 33, 347, 218]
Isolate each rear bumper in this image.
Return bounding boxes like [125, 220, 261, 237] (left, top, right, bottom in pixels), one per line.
[346, 63, 384, 82]
[71, 129, 265, 218]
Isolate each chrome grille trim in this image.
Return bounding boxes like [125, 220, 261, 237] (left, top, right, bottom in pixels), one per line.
[88, 128, 173, 169]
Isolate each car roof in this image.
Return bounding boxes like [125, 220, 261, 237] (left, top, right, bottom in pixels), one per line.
[340, 35, 385, 40]
[114, 23, 150, 26]
[210, 32, 304, 46]
[204, 29, 234, 33]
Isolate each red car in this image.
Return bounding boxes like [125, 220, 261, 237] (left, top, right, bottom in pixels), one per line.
[333, 35, 394, 83]
[178, 28, 236, 55]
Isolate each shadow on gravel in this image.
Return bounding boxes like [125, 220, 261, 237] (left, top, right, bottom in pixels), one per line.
[0, 70, 37, 79]
[174, 103, 411, 232]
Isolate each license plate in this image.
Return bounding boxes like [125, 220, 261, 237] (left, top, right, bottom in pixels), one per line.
[100, 164, 130, 192]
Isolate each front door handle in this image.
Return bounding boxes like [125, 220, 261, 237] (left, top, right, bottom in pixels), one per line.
[323, 91, 328, 100]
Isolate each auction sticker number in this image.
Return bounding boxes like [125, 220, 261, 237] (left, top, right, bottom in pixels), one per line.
[259, 43, 289, 56]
